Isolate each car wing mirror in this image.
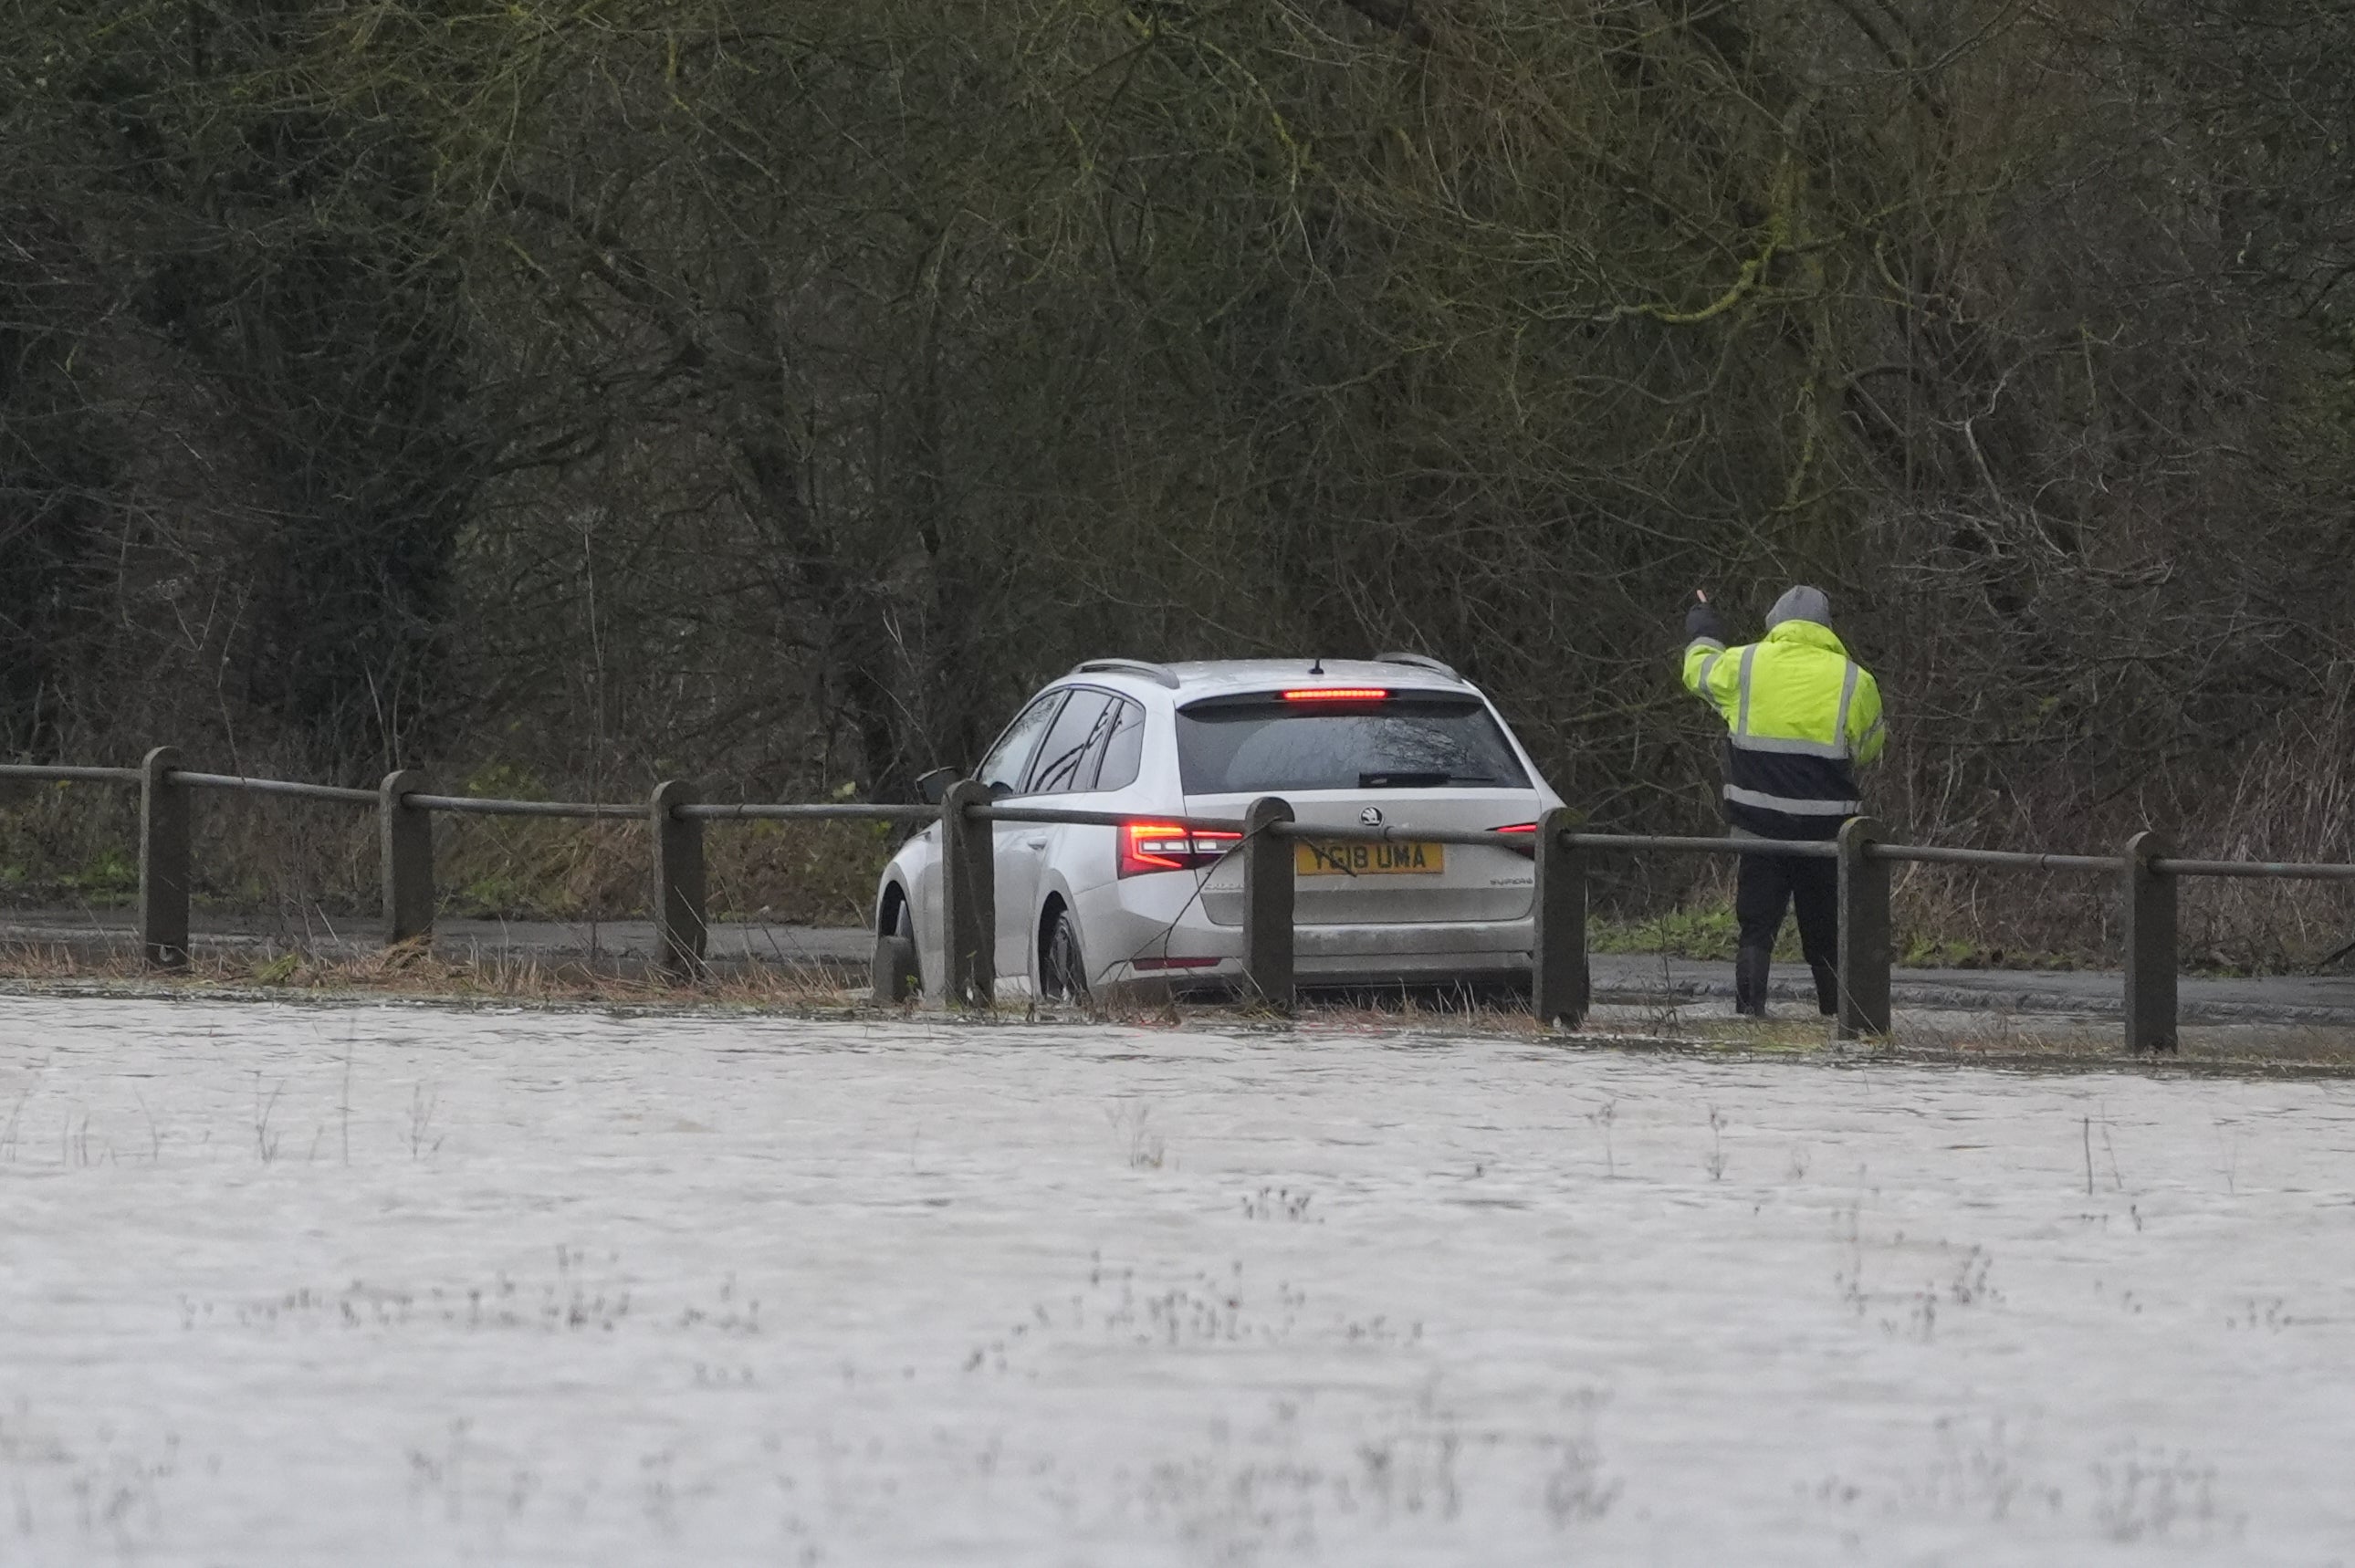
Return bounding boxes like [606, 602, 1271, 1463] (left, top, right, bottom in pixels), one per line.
[915, 767, 958, 807]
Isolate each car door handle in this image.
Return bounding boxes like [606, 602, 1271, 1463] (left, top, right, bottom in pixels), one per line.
[1020, 836, 1050, 850]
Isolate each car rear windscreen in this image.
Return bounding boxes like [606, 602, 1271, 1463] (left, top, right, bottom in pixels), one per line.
[1176, 695, 1531, 794]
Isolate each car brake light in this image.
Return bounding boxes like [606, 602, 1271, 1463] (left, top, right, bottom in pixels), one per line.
[1281, 687, 1388, 702]
[1119, 821, 1243, 877]
[1492, 821, 1538, 858]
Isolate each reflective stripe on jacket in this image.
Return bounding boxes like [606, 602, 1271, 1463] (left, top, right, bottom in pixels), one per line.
[1681, 618, 1885, 841]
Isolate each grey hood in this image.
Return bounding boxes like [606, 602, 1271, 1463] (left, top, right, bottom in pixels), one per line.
[1764, 584, 1832, 631]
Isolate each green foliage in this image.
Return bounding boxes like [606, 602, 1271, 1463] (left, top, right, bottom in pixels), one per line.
[1897, 934, 2080, 973]
[0, 785, 140, 905]
[463, 763, 549, 803]
[1590, 903, 1805, 963]
[57, 847, 137, 900]
[1591, 904, 1743, 962]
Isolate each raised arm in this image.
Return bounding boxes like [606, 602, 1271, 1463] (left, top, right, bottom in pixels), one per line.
[1680, 593, 1740, 727]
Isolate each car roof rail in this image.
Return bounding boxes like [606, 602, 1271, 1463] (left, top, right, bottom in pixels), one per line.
[1373, 651, 1462, 682]
[1071, 657, 1182, 689]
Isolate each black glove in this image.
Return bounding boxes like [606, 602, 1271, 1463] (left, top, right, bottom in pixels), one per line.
[1684, 598, 1726, 643]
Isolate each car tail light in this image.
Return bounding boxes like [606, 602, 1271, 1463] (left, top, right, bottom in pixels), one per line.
[1281, 687, 1388, 702]
[1492, 821, 1538, 858]
[1120, 821, 1242, 877]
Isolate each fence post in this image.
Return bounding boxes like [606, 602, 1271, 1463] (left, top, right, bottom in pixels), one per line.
[940, 779, 996, 1008]
[2123, 831, 2178, 1053]
[1836, 816, 1892, 1039]
[650, 779, 706, 981]
[1242, 796, 1295, 1011]
[138, 746, 189, 969]
[379, 769, 434, 946]
[1531, 808, 1588, 1027]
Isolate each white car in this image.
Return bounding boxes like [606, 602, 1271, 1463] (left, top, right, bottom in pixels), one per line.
[872, 656, 1565, 1003]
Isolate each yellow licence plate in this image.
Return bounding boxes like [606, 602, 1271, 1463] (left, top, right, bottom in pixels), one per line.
[1294, 841, 1445, 876]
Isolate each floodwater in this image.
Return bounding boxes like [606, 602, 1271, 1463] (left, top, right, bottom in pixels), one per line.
[2, 1000, 2351, 1565]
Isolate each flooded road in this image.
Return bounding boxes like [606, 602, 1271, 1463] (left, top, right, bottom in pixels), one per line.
[3, 998, 2350, 1564]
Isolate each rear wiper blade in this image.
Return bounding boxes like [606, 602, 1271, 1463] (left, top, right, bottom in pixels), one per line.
[1358, 771, 1451, 788]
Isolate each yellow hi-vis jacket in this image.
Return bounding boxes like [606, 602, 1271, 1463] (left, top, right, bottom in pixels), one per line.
[1681, 618, 1886, 840]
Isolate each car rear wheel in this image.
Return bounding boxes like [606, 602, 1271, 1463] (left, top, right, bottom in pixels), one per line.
[873, 899, 920, 1004]
[1041, 906, 1088, 1005]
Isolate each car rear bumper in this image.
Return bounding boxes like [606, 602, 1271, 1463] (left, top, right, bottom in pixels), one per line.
[1100, 956, 1533, 1005]
[1076, 876, 1533, 991]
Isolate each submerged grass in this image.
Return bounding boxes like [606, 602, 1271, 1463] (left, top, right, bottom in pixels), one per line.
[0, 939, 852, 1010]
[3, 940, 2352, 1074]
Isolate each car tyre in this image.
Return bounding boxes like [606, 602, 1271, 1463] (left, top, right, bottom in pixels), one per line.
[873, 900, 920, 1004]
[1041, 905, 1089, 1006]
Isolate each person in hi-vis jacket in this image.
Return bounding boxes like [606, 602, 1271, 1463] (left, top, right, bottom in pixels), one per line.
[1681, 585, 1886, 1017]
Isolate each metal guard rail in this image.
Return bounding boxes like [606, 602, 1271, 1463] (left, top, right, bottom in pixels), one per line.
[0, 764, 142, 785]
[4, 755, 2348, 1050]
[403, 794, 641, 820]
[676, 802, 939, 822]
[173, 770, 378, 805]
[2149, 857, 2355, 881]
[1869, 844, 2113, 873]
[1571, 831, 1839, 859]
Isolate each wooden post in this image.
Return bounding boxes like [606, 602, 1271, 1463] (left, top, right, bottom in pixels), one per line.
[1836, 816, 1892, 1039]
[650, 779, 706, 981]
[1531, 807, 1588, 1027]
[940, 779, 996, 1008]
[2123, 831, 2178, 1053]
[138, 746, 189, 969]
[1242, 796, 1295, 1011]
[379, 769, 434, 946]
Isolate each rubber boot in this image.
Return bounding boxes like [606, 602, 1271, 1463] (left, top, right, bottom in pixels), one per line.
[1734, 945, 1772, 1017]
[1809, 959, 1840, 1018]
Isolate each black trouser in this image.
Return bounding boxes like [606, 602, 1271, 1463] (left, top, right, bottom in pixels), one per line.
[1733, 841, 1840, 1015]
